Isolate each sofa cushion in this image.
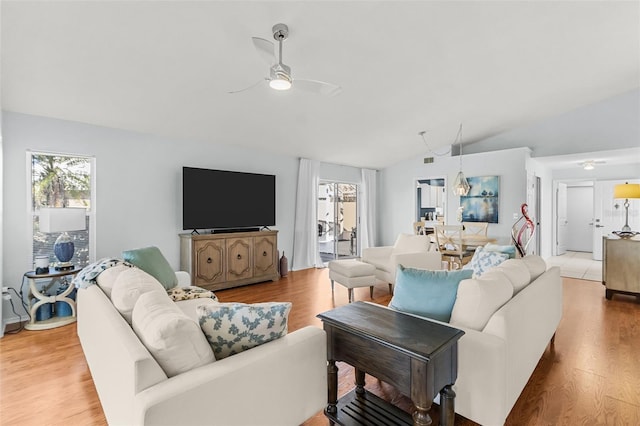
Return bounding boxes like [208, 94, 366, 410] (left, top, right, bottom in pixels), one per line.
[495, 259, 532, 294]
[167, 286, 218, 302]
[393, 233, 432, 254]
[132, 291, 215, 378]
[449, 270, 514, 331]
[175, 297, 219, 323]
[197, 302, 291, 360]
[110, 267, 166, 324]
[484, 243, 517, 259]
[389, 266, 473, 322]
[96, 263, 132, 298]
[521, 255, 547, 281]
[122, 246, 178, 290]
[467, 246, 509, 277]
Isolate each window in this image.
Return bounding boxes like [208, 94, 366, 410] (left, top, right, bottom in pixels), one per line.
[30, 152, 95, 268]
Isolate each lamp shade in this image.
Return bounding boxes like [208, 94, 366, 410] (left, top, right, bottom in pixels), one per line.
[39, 207, 86, 233]
[613, 183, 640, 200]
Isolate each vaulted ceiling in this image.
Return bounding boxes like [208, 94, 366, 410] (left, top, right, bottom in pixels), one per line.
[2, 1, 639, 169]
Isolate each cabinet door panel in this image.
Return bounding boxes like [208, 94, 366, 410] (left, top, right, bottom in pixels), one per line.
[254, 235, 277, 276]
[194, 240, 225, 285]
[227, 237, 253, 281]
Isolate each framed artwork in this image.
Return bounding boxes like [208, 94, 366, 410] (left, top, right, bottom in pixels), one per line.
[460, 176, 499, 223]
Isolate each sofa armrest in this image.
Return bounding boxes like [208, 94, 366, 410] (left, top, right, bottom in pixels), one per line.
[362, 246, 393, 261]
[133, 326, 327, 426]
[392, 251, 443, 271]
[175, 271, 191, 287]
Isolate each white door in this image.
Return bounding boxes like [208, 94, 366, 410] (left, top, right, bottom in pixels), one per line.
[566, 186, 594, 252]
[592, 182, 606, 260]
[592, 179, 640, 260]
[556, 183, 568, 255]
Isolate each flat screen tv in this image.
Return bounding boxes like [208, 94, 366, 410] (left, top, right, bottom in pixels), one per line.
[183, 167, 276, 231]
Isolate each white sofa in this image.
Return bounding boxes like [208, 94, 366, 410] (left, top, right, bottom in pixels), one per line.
[389, 255, 562, 425]
[361, 233, 442, 286]
[77, 267, 327, 426]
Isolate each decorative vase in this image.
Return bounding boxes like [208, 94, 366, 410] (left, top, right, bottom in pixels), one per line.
[279, 252, 289, 277]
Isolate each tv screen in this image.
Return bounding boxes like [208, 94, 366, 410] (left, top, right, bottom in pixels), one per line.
[183, 167, 276, 231]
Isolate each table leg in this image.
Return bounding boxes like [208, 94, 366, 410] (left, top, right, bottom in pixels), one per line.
[327, 360, 338, 416]
[355, 367, 366, 395]
[439, 385, 456, 426]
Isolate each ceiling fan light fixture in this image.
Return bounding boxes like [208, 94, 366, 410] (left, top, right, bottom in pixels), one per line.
[269, 63, 292, 90]
[269, 77, 292, 90]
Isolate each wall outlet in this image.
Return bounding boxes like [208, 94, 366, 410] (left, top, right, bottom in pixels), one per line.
[2, 293, 11, 301]
[1, 286, 8, 293]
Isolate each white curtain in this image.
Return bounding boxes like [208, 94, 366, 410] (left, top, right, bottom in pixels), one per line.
[292, 158, 323, 270]
[360, 168, 377, 249]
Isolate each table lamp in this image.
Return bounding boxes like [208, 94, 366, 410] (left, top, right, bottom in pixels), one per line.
[613, 182, 640, 237]
[39, 207, 86, 270]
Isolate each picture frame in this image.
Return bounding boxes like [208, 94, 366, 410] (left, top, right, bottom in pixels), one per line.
[460, 176, 499, 223]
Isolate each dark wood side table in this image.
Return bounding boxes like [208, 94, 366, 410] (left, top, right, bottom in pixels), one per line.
[318, 301, 464, 426]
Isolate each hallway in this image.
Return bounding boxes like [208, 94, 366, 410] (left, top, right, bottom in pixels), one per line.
[546, 250, 602, 282]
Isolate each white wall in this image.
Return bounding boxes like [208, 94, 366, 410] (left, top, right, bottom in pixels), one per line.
[1, 112, 364, 305]
[378, 147, 531, 247]
[2, 111, 304, 297]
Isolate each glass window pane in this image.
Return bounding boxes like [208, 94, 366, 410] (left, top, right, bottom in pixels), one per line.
[31, 153, 92, 268]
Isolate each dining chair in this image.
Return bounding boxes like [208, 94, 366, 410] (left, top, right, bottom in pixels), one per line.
[462, 222, 489, 250]
[462, 222, 488, 236]
[434, 225, 474, 270]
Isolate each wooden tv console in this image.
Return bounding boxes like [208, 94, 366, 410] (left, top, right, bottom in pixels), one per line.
[179, 230, 279, 291]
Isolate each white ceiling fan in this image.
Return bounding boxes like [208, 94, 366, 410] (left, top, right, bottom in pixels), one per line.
[229, 23, 341, 97]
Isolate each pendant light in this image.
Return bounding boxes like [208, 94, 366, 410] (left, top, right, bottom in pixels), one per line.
[452, 124, 470, 196]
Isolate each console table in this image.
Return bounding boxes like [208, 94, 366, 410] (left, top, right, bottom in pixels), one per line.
[179, 230, 279, 291]
[318, 302, 464, 426]
[603, 235, 640, 300]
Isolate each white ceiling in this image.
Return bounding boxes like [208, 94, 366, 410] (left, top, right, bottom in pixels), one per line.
[2, 1, 639, 169]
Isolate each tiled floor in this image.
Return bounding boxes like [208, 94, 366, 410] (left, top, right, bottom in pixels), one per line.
[546, 250, 602, 282]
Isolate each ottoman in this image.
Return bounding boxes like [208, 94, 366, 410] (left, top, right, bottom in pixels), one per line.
[328, 259, 378, 303]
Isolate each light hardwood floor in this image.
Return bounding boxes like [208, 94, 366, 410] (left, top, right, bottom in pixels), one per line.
[1, 267, 639, 425]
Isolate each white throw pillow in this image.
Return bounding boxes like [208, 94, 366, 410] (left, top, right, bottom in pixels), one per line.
[96, 264, 131, 299]
[393, 233, 431, 254]
[468, 246, 509, 277]
[449, 270, 514, 331]
[110, 267, 166, 324]
[132, 291, 215, 377]
[521, 255, 547, 281]
[495, 259, 532, 294]
[198, 302, 291, 360]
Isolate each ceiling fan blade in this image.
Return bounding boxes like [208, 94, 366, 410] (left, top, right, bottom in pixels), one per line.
[293, 79, 342, 97]
[251, 37, 276, 65]
[228, 79, 267, 94]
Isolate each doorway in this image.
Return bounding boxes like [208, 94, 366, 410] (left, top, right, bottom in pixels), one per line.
[317, 182, 358, 263]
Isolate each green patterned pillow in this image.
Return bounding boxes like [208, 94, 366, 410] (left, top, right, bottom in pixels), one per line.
[167, 286, 218, 302]
[197, 302, 291, 360]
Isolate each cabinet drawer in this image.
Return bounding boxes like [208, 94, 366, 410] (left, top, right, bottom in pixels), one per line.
[254, 235, 277, 277]
[227, 237, 253, 281]
[193, 240, 225, 286]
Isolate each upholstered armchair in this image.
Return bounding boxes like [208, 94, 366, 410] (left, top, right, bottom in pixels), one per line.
[362, 233, 442, 288]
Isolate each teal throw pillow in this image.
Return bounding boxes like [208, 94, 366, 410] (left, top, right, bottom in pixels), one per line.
[197, 302, 291, 360]
[484, 243, 517, 259]
[389, 266, 473, 322]
[122, 246, 177, 290]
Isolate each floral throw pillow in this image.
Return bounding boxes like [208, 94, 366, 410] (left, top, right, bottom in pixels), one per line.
[167, 286, 218, 302]
[469, 246, 509, 277]
[197, 302, 291, 360]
